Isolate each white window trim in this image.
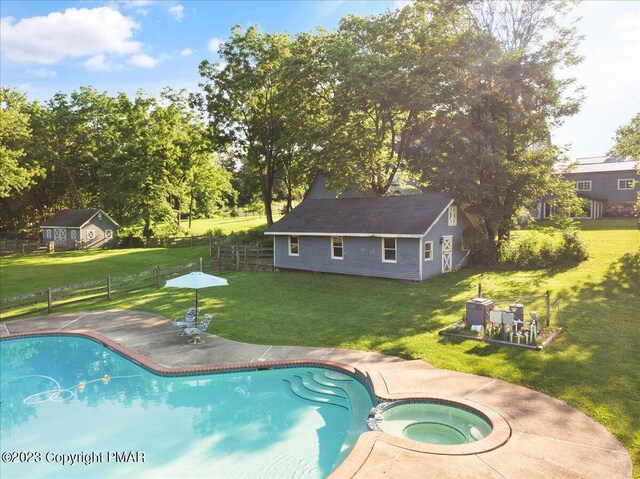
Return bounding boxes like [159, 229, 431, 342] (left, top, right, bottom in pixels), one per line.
[105, 230, 113, 239]
[86, 229, 96, 240]
[382, 237, 397, 263]
[618, 178, 635, 190]
[424, 241, 433, 261]
[331, 236, 344, 260]
[46, 229, 51, 238]
[576, 180, 592, 191]
[448, 205, 457, 226]
[70, 230, 77, 240]
[288, 235, 299, 256]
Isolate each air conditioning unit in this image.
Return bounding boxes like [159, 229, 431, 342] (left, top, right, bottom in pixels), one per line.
[465, 298, 494, 327]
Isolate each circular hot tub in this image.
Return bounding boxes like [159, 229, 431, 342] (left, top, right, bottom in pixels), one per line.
[372, 400, 492, 445]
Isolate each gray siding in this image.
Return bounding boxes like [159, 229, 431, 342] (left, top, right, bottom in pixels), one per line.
[564, 170, 639, 206]
[421, 207, 472, 280]
[274, 235, 421, 281]
[272, 203, 473, 281]
[41, 214, 117, 249]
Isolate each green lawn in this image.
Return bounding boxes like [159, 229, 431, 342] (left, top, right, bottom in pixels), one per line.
[1, 219, 638, 469]
[179, 214, 282, 235]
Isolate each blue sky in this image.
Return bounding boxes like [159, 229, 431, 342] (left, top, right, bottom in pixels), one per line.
[1, 0, 639, 159]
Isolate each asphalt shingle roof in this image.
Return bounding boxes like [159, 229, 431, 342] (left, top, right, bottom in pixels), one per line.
[265, 192, 453, 236]
[40, 209, 113, 228]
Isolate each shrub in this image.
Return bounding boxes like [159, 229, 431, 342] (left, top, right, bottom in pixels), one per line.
[558, 230, 589, 263]
[499, 229, 588, 269]
[118, 234, 145, 248]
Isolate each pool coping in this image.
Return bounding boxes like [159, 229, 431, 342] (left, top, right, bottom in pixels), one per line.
[0, 311, 632, 479]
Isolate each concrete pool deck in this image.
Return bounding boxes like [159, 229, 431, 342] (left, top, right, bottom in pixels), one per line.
[0, 310, 632, 478]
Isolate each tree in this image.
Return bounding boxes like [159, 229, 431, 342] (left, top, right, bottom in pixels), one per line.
[408, 0, 584, 258]
[0, 88, 43, 198]
[609, 112, 640, 161]
[199, 26, 295, 226]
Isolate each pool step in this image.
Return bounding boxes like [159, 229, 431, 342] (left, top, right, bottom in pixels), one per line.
[310, 370, 354, 390]
[302, 372, 349, 399]
[283, 376, 350, 410]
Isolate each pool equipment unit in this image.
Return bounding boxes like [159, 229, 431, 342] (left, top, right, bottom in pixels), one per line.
[465, 298, 494, 328]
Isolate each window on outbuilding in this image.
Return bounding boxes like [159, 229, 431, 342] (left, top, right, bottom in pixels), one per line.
[70, 230, 77, 240]
[289, 235, 299, 256]
[105, 230, 113, 239]
[86, 230, 96, 240]
[382, 238, 397, 263]
[424, 241, 433, 261]
[46, 229, 51, 239]
[618, 179, 635, 190]
[448, 205, 457, 226]
[576, 180, 592, 191]
[331, 236, 343, 259]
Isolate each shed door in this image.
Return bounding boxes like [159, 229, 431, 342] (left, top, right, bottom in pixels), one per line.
[53, 228, 66, 244]
[441, 235, 452, 273]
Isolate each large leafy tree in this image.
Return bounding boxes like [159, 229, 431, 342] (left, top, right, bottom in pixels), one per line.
[408, 0, 584, 257]
[0, 88, 43, 198]
[300, 3, 464, 196]
[609, 112, 640, 161]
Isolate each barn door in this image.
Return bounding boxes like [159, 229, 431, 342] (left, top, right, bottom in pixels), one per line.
[53, 228, 66, 244]
[441, 235, 452, 273]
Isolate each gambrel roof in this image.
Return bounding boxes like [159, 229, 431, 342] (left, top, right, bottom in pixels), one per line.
[265, 192, 453, 238]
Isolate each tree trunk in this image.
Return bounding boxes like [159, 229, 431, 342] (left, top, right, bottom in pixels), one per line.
[188, 188, 194, 229]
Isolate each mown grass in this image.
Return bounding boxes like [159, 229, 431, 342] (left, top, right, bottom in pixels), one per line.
[1, 219, 638, 469]
[179, 214, 281, 235]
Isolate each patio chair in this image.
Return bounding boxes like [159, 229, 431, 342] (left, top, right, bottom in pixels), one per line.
[172, 308, 197, 336]
[184, 314, 212, 345]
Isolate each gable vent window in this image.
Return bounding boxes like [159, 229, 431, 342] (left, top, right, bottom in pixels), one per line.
[86, 230, 96, 240]
[448, 205, 457, 226]
[331, 236, 343, 259]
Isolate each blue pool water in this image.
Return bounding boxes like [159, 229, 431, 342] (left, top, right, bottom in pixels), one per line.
[0, 336, 373, 478]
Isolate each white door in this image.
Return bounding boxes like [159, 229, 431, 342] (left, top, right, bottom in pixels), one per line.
[441, 235, 452, 273]
[53, 228, 66, 244]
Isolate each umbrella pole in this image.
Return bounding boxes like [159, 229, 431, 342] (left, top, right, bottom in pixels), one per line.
[195, 289, 198, 318]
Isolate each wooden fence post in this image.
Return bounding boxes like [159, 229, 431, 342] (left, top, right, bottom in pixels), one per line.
[235, 245, 240, 271]
[478, 283, 482, 298]
[199, 257, 203, 272]
[47, 287, 53, 313]
[107, 275, 112, 300]
[208, 232, 213, 257]
[155, 266, 161, 288]
[546, 290, 551, 327]
[191, 235, 194, 247]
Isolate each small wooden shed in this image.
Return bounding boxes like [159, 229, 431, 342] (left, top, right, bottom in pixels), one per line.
[40, 208, 119, 249]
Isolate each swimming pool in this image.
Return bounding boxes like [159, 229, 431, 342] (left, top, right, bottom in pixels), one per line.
[0, 335, 373, 478]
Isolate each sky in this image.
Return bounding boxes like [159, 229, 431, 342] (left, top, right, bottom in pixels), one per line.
[1, 0, 639, 159]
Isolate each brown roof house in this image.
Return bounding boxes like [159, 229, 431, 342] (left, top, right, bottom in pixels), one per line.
[40, 209, 119, 249]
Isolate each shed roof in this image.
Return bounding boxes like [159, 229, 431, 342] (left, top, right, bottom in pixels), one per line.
[40, 209, 119, 228]
[265, 192, 453, 237]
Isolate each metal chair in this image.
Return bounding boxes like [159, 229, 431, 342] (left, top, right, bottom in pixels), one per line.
[184, 314, 212, 344]
[172, 308, 197, 336]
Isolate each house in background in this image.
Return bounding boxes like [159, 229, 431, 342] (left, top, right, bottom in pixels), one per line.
[265, 190, 474, 282]
[537, 156, 638, 219]
[40, 208, 119, 249]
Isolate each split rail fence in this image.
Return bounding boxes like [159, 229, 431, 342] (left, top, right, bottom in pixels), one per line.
[0, 260, 204, 321]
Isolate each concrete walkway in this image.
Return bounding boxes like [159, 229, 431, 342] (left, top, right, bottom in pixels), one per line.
[1, 310, 632, 478]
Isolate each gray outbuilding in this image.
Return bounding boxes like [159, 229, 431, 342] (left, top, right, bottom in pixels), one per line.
[40, 208, 119, 249]
[265, 192, 474, 281]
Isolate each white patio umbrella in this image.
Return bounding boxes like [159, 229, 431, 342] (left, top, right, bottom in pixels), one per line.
[164, 272, 228, 314]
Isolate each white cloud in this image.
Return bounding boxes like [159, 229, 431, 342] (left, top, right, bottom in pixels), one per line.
[168, 4, 184, 21]
[28, 68, 57, 78]
[84, 54, 115, 72]
[127, 53, 159, 69]
[180, 48, 194, 56]
[394, 0, 413, 10]
[0, 7, 141, 65]
[207, 37, 223, 55]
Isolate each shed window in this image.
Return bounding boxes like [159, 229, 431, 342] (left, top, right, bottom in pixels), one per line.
[382, 238, 397, 263]
[86, 230, 96, 240]
[98, 212, 102, 220]
[618, 179, 635, 190]
[448, 205, 457, 226]
[576, 181, 592, 191]
[46, 229, 51, 239]
[331, 236, 343, 259]
[105, 230, 113, 239]
[424, 241, 433, 261]
[288, 235, 299, 256]
[70, 230, 77, 240]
